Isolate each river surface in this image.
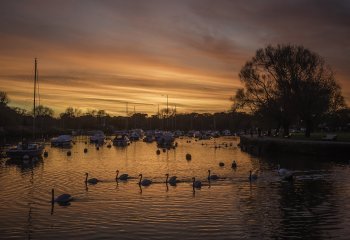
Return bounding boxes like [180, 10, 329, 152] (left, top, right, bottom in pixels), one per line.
[0, 136, 349, 239]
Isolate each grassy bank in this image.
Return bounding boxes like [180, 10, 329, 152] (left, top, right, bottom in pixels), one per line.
[285, 132, 350, 142]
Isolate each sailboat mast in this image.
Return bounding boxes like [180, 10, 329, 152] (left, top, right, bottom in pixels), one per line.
[33, 58, 37, 139]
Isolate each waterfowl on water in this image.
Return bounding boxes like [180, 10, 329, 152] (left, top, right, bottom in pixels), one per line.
[116, 170, 129, 181]
[207, 170, 219, 180]
[165, 173, 179, 185]
[139, 174, 152, 186]
[283, 172, 295, 182]
[249, 170, 258, 181]
[51, 188, 72, 204]
[277, 164, 289, 176]
[231, 160, 237, 169]
[192, 177, 202, 189]
[85, 173, 99, 184]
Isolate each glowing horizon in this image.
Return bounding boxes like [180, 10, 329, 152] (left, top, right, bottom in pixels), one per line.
[0, 0, 349, 116]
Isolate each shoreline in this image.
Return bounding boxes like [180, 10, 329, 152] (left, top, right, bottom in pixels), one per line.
[239, 135, 350, 157]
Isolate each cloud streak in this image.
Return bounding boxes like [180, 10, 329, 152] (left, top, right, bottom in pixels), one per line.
[0, 0, 349, 116]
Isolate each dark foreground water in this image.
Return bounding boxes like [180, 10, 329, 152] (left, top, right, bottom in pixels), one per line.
[0, 137, 349, 239]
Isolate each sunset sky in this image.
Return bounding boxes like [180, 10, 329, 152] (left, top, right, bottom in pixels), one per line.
[0, 0, 349, 116]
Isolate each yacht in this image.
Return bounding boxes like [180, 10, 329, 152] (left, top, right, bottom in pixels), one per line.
[6, 58, 45, 160]
[89, 131, 105, 143]
[157, 132, 175, 148]
[6, 141, 44, 159]
[113, 135, 130, 147]
[143, 134, 155, 143]
[51, 135, 72, 147]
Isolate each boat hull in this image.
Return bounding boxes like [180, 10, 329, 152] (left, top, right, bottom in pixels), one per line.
[113, 141, 130, 147]
[51, 141, 72, 147]
[6, 148, 44, 159]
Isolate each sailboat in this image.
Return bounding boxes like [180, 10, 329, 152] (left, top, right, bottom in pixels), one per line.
[6, 58, 45, 159]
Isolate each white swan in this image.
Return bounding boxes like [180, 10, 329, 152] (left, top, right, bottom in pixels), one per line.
[139, 174, 152, 186]
[207, 170, 219, 180]
[51, 188, 72, 204]
[85, 173, 99, 184]
[116, 170, 129, 181]
[283, 171, 294, 181]
[249, 170, 258, 181]
[165, 173, 179, 185]
[192, 177, 202, 188]
[277, 164, 294, 181]
[277, 164, 289, 176]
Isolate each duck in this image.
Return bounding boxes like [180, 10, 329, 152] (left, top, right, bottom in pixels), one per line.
[116, 170, 129, 181]
[249, 170, 258, 181]
[139, 174, 152, 186]
[165, 173, 179, 186]
[192, 177, 202, 189]
[207, 170, 219, 181]
[85, 173, 99, 184]
[51, 188, 72, 204]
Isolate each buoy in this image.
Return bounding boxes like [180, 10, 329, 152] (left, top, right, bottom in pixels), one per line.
[44, 151, 48, 157]
[219, 162, 225, 167]
[96, 146, 99, 150]
[162, 148, 166, 153]
[84, 148, 88, 153]
[107, 144, 112, 148]
[186, 153, 192, 160]
[67, 151, 71, 156]
[156, 149, 161, 155]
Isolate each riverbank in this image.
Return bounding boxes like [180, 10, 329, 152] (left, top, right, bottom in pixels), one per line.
[239, 135, 350, 157]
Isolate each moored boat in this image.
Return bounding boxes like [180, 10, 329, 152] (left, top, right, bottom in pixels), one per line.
[89, 131, 105, 143]
[6, 58, 45, 160]
[113, 135, 130, 147]
[6, 142, 44, 159]
[51, 135, 72, 147]
[157, 132, 175, 148]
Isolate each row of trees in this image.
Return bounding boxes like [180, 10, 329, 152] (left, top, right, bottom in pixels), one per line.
[232, 44, 348, 137]
[0, 92, 254, 138]
[1, 44, 349, 139]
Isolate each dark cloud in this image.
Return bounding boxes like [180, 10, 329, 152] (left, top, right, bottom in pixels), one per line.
[0, 0, 349, 115]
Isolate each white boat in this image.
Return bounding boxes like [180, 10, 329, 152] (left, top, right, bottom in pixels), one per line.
[157, 132, 175, 148]
[89, 131, 105, 143]
[51, 135, 72, 147]
[6, 142, 44, 159]
[129, 129, 144, 141]
[143, 134, 155, 143]
[6, 58, 44, 160]
[113, 135, 130, 147]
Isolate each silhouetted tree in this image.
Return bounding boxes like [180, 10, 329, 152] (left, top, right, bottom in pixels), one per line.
[0, 91, 9, 106]
[232, 44, 346, 137]
[34, 105, 54, 117]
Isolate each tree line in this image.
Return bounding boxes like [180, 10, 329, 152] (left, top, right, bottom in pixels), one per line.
[0, 93, 253, 139]
[1, 44, 349, 140]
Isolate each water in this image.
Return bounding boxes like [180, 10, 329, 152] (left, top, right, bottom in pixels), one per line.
[0, 137, 349, 239]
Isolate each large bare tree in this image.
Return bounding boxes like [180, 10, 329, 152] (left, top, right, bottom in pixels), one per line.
[233, 44, 346, 137]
